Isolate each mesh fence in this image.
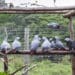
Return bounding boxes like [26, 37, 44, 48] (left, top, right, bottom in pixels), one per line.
[0, 15, 72, 75]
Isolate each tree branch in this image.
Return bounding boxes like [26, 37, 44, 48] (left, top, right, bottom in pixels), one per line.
[10, 64, 28, 75]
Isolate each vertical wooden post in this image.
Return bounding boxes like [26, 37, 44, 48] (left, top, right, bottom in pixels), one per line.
[72, 56, 75, 75]
[69, 16, 75, 75]
[3, 52, 8, 73]
[69, 17, 74, 40]
[23, 28, 30, 75]
[4, 27, 8, 73]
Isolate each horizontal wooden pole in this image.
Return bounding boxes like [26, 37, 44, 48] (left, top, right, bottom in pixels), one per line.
[63, 10, 75, 18]
[0, 6, 75, 14]
[0, 10, 68, 14]
[1, 6, 75, 11]
[0, 50, 75, 55]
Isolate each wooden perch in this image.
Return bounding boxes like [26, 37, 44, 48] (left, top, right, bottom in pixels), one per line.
[0, 6, 75, 14]
[63, 10, 75, 18]
[2, 50, 75, 55]
[0, 10, 68, 14]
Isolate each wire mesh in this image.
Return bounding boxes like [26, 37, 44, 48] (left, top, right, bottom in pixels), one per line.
[0, 14, 72, 75]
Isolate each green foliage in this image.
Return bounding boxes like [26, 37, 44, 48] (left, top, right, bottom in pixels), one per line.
[30, 60, 72, 75]
[0, 14, 70, 43]
[0, 55, 72, 75]
[0, 72, 8, 75]
[27, 14, 69, 40]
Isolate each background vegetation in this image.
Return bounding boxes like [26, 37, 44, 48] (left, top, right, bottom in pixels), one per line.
[0, 14, 73, 75]
[0, 55, 72, 75]
[0, 14, 70, 41]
